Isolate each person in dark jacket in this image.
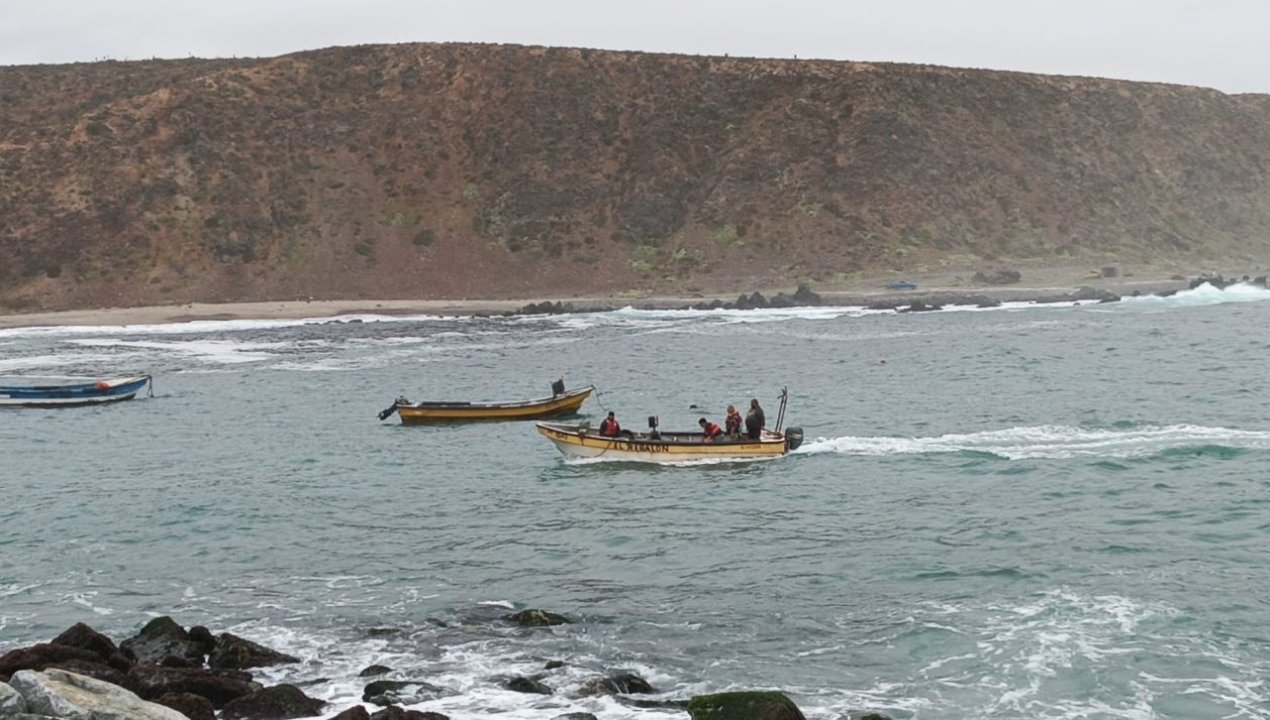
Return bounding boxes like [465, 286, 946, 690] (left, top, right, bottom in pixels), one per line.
[598, 411, 621, 437]
[699, 417, 723, 442]
[745, 398, 765, 440]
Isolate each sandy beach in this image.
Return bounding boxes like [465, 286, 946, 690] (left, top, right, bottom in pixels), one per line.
[0, 269, 1197, 330]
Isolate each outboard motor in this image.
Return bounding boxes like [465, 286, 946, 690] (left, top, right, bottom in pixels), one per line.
[784, 427, 804, 452]
[648, 415, 660, 439]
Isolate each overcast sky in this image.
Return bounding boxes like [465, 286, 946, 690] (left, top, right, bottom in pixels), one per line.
[3, 0, 1267, 94]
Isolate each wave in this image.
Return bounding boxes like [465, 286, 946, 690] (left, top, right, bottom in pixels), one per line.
[797, 423, 1270, 460]
[2, 282, 1266, 341]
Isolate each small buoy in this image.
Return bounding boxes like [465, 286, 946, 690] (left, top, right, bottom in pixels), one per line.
[879, 359, 887, 365]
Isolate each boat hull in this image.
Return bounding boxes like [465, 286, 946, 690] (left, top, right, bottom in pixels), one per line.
[536, 422, 790, 463]
[0, 376, 152, 408]
[397, 386, 594, 424]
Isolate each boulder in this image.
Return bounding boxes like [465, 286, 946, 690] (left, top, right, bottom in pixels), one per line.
[51, 624, 119, 663]
[329, 707, 371, 720]
[505, 676, 552, 695]
[578, 672, 655, 696]
[358, 665, 392, 678]
[0, 681, 27, 716]
[791, 282, 822, 305]
[120, 618, 208, 666]
[153, 693, 214, 720]
[361, 680, 445, 707]
[220, 684, 325, 720]
[552, 714, 597, 720]
[0, 645, 104, 682]
[734, 292, 769, 310]
[10, 669, 187, 720]
[124, 664, 261, 708]
[687, 691, 806, 720]
[40, 659, 125, 687]
[208, 633, 299, 670]
[369, 706, 448, 720]
[505, 609, 570, 627]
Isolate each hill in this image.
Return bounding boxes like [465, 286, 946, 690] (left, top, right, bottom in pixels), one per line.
[3, 43, 1270, 312]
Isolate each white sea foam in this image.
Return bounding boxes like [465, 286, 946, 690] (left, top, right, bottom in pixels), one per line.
[797, 424, 1270, 460]
[0, 313, 457, 339]
[1115, 281, 1270, 310]
[66, 338, 285, 364]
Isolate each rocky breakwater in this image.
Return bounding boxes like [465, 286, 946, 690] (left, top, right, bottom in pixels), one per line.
[0, 611, 898, 720]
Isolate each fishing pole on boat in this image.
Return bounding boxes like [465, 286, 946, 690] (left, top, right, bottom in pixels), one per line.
[774, 386, 788, 433]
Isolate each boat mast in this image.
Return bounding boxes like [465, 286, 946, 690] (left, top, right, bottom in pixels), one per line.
[774, 387, 788, 433]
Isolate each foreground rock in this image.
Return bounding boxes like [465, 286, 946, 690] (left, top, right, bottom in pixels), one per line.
[219, 684, 325, 720]
[9, 669, 187, 720]
[687, 691, 806, 720]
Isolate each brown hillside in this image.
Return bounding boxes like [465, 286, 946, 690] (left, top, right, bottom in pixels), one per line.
[3, 43, 1270, 312]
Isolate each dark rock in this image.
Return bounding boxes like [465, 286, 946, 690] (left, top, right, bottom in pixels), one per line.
[155, 692, 216, 720]
[362, 679, 446, 706]
[188, 627, 216, 656]
[899, 301, 940, 313]
[552, 714, 598, 720]
[330, 706, 372, 720]
[208, 633, 300, 670]
[767, 293, 796, 308]
[125, 663, 261, 708]
[364, 628, 400, 638]
[856, 714, 893, 720]
[1070, 286, 1119, 302]
[45, 658, 126, 686]
[792, 282, 822, 305]
[359, 664, 392, 677]
[51, 623, 119, 662]
[579, 672, 655, 696]
[1254, 276, 1267, 287]
[625, 698, 692, 710]
[506, 676, 553, 695]
[687, 691, 806, 720]
[120, 617, 206, 665]
[544, 660, 566, 670]
[369, 706, 449, 720]
[221, 684, 326, 720]
[505, 609, 570, 627]
[733, 291, 769, 310]
[0, 643, 104, 682]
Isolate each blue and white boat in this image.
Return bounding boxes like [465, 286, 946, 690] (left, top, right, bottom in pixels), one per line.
[0, 375, 153, 408]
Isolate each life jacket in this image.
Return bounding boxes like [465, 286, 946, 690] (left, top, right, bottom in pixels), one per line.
[725, 413, 742, 433]
[599, 418, 620, 436]
[702, 421, 723, 439]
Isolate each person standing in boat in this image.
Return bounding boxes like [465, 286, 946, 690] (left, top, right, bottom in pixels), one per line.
[699, 417, 724, 442]
[745, 398, 765, 440]
[599, 411, 621, 437]
[724, 405, 743, 439]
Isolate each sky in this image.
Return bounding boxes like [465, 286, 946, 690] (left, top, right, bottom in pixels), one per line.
[2, 0, 1267, 94]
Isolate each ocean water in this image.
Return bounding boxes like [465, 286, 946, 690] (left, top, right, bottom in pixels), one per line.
[3, 283, 1270, 719]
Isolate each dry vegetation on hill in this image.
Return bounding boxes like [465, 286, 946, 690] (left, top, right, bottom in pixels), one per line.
[2, 43, 1270, 311]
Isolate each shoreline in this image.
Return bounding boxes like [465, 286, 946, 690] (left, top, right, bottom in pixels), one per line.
[0, 275, 1201, 330]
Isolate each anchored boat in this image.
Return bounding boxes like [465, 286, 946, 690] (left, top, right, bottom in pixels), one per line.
[537, 387, 804, 463]
[380, 384, 595, 424]
[0, 375, 153, 408]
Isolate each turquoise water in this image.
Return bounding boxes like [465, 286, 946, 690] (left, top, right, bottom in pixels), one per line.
[3, 284, 1270, 719]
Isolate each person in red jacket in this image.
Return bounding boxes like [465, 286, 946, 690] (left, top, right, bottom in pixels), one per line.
[698, 417, 723, 442]
[598, 411, 621, 437]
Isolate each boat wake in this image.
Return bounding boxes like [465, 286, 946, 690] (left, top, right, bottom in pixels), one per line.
[797, 424, 1270, 460]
